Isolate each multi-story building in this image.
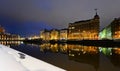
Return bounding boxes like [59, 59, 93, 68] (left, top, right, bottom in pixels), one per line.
[68, 13, 100, 40]
[11, 34, 21, 40]
[40, 29, 60, 41]
[0, 25, 21, 41]
[50, 29, 59, 40]
[100, 18, 120, 40]
[40, 29, 51, 41]
[0, 33, 20, 41]
[40, 30, 45, 39]
[59, 29, 68, 40]
[111, 18, 120, 39]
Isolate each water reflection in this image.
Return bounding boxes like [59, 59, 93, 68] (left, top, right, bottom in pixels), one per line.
[101, 47, 120, 68]
[39, 43, 100, 70]
[111, 48, 120, 68]
[39, 43, 99, 54]
[2, 42, 120, 71]
[38, 43, 120, 71]
[68, 45, 99, 70]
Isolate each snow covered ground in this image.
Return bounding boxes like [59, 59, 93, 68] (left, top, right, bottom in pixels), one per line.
[0, 44, 66, 71]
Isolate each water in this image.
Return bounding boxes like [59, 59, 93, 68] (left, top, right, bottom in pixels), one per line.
[1, 41, 120, 71]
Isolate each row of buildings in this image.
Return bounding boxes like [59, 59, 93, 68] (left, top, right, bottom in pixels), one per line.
[40, 29, 68, 41]
[0, 26, 21, 41]
[40, 11, 120, 41]
[40, 12, 100, 41]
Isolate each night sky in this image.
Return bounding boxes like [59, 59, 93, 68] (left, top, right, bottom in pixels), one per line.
[0, 0, 120, 37]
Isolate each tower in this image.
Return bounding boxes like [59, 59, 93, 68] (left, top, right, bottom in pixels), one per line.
[94, 9, 100, 19]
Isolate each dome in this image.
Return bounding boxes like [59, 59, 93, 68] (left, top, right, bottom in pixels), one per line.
[0, 26, 5, 33]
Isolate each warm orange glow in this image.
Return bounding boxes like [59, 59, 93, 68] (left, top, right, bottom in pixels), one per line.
[113, 48, 120, 54]
[68, 14, 99, 40]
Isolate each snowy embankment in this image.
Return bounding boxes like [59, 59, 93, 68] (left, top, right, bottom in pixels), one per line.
[0, 44, 66, 71]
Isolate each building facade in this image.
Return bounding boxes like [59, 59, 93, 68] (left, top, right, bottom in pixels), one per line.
[59, 29, 68, 40]
[68, 13, 100, 40]
[0, 25, 21, 41]
[50, 29, 59, 40]
[40, 29, 51, 41]
[111, 18, 120, 39]
[40, 29, 60, 41]
[100, 18, 120, 40]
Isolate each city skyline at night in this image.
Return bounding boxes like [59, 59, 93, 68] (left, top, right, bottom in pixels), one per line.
[0, 0, 120, 37]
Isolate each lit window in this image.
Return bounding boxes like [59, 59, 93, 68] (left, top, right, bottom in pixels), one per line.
[72, 27, 75, 29]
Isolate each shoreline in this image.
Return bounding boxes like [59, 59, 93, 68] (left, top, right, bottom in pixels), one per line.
[23, 39, 120, 47]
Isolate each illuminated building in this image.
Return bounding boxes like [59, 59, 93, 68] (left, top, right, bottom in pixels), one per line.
[40, 29, 50, 41]
[59, 28, 68, 40]
[40, 29, 60, 41]
[99, 18, 120, 40]
[0, 33, 20, 41]
[50, 29, 59, 40]
[0, 25, 21, 41]
[68, 11, 100, 40]
[11, 34, 20, 40]
[111, 18, 120, 39]
[99, 25, 112, 39]
[0, 41, 21, 46]
[28, 35, 40, 40]
[40, 30, 44, 39]
[0, 26, 6, 40]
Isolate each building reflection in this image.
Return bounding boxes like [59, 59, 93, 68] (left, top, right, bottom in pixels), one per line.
[100, 47, 112, 56]
[39, 43, 99, 54]
[39, 43, 100, 70]
[100, 47, 120, 68]
[110, 48, 120, 67]
[59, 44, 68, 53]
[39, 43, 59, 53]
[50, 44, 59, 52]
[68, 45, 99, 71]
[11, 41, 120, 70]
[39, 43, 68, 53]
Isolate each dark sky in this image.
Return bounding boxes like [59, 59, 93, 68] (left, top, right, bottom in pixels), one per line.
[0, 0, 120, 37]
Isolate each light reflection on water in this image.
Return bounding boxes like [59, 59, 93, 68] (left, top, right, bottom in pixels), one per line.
[1, 41, 120, 71]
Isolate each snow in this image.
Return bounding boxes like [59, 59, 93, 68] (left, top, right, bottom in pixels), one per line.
[0, 44, 66, 71]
